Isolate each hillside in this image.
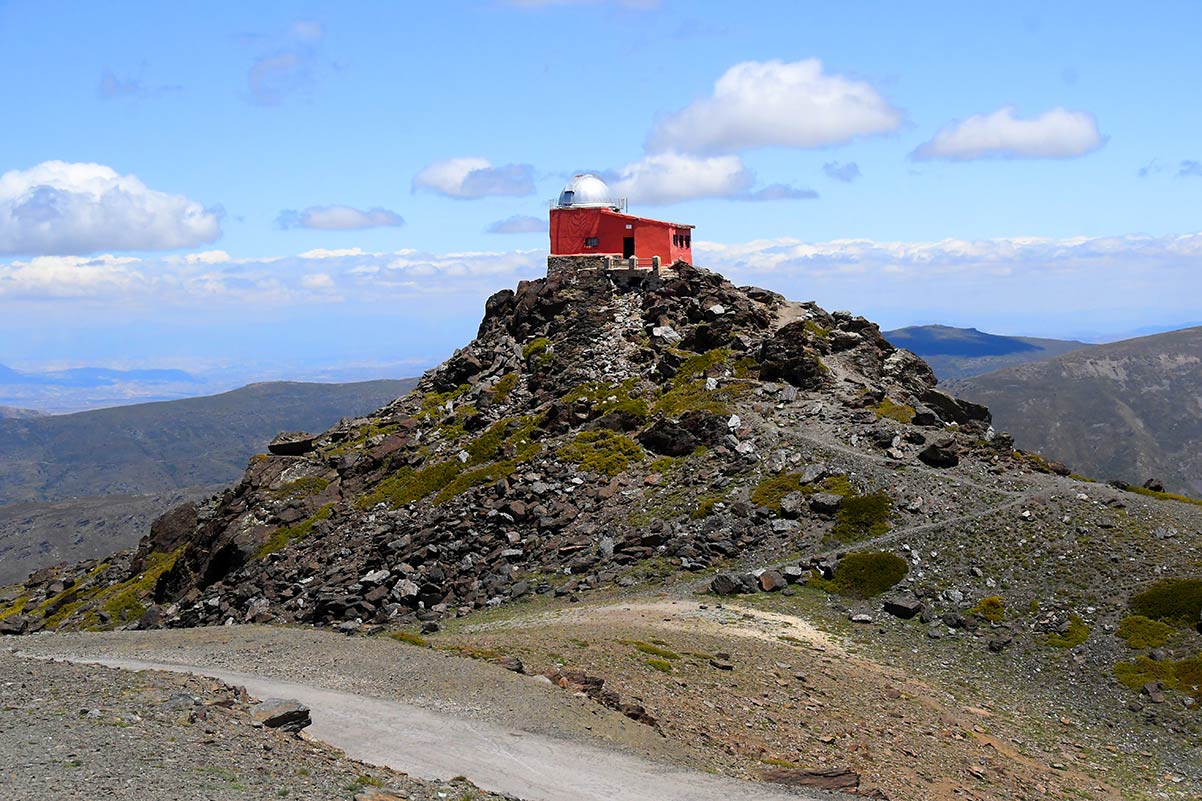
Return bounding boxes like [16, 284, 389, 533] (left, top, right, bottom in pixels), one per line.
[0, 405, 43, 419]
[948, 326, 1202, 495]
[4, 260, 1201, 799]
[0, 379, 416, 505]
[884, 324, 1086, 380]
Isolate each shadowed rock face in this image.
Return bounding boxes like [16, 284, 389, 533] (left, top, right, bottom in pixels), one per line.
[948, 325, 1202, 495]
[3, 259, 993, 634]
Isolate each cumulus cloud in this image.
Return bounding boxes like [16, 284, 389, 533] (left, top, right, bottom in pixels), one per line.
[912, 106, 1103, 161]
[247, 20, 325, 106]
[610, 152, 754, 205]
[277, 205, 405, 231]
[740, 184, 818, 202]
[487, 215, 547, 234]
[0, 161, 221, 256]
[647, 59, 902, 155]
[695, 233, 1202, 333]
[823, 161, 861, 182]
[301, 272, 335, 289]
[412, 158, 535, 199]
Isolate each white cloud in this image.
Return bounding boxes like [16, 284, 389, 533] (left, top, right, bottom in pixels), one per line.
[0, 161, 221, 256]
[413, 158, 535, 199]
[912, 106, 1103, 161]
[278, 205, 405, 230]
[301, 272, 335, 289]
[298, 247, 373, 259]
[487, 214, 547, 234]
[647, 59, 902, 155]
[695, 233, 1202, 333]
[823, 161, 861, 182]
[185, 250, 231, 264]
[741, 184, 818, 202]
[611, 152, 753, 205]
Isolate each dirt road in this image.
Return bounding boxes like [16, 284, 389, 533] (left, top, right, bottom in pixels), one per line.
[17, 629, 829, 801]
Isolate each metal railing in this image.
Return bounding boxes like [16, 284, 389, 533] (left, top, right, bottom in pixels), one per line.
[548, 197, 628, 212]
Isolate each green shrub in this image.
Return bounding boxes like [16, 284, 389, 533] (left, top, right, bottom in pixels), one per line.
[1116, 614, 1175, 649]
[972, 595, 1006, 623]
[559, 430, 643, 477]
[1114, 654, 1202, 704]
[673, 348, 730, 385]
[692, 495, 722, 519]
[873, 399, 916, 424]
[1130, 578, 1202, 626]
[827, 551, 909, 598]
[644, 658, 673, 673]
[356, 462, 461, 510]
[522, 337, 553, 365]
[750, 473, 802, 510]
[1047, 615, 1090, 648]
[832, 492, 892, 542]
[492, 372, 519, 402]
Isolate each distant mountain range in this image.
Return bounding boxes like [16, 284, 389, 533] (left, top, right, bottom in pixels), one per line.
[883, 325, 1088, 381]
[0, 362, 198, 388]
[0, 378, 416, 584]
[948, 326, 1202, 495]
[0, 406, 44, 419]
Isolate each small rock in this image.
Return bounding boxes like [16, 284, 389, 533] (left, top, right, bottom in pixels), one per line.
[250, 698, 311, 732]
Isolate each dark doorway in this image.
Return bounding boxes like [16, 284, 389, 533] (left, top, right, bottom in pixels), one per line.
[623, 236, 635, 258]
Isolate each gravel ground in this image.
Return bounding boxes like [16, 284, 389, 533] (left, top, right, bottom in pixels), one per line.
[0, 647, 514, 801]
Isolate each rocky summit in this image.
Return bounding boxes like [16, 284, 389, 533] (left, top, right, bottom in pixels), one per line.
[2, 257, 991, 632]
[5, 257, 1202, 797]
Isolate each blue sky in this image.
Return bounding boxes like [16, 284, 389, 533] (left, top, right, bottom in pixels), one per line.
[1, 0, 1200, 378]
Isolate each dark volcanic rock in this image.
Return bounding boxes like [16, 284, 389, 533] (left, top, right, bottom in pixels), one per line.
[267, 432, 315, 456]
[918, 435, 960, 468]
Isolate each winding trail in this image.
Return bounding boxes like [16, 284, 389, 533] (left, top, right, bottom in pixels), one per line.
[24, 653, 826, 801]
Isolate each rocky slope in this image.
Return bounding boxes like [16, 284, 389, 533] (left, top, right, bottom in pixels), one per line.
[4, 258, 1202, 797]
[949, 325, 1202, 494]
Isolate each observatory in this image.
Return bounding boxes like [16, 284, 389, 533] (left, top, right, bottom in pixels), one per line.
[549, 174, 694, 269]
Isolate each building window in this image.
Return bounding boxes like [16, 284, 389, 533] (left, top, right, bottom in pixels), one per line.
[684, 236, 691, 247]
[584, 237, 598, 247]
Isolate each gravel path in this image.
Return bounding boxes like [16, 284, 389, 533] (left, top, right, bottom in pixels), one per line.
[14, 629, 830, 801]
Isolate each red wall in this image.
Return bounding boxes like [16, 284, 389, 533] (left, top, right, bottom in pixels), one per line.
[550, 208, 692, 264]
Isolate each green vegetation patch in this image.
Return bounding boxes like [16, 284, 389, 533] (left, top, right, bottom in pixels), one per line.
[1114, 654, 1202, 704]
[100, 548, 184, 626]
[1127, 485, 1202, 508]
[389, 630, 429, 647]
[832, 492, 892, 542]
[268, 476, 329, 501]
[0, 594, 29, 621]
[627, 640, 681, 660]
[1116, 614, 1175, 649]
[812, 551, 909, 598]
[873, 399, 916, 424]
[673, 348, 731, 385]
[651, 378, 746, 418]
[559, 430, 643, 477]
[972, 595, 1006, 623]
[644, 658, 673, 673]
[561, 378, 649, 422]
[1047, 615, 1090, 648]
[692, 494, 723, 519]
[522, 337, 553, 366]
[751, 473, 803, 511]
[1130, 578, 1202, 626]
[492, 372, 519, 402]
[255, 504, 335, 559]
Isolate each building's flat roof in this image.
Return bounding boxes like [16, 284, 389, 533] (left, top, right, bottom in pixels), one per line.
[551, 206, 695, 230]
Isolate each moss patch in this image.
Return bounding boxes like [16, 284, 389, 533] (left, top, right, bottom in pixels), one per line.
[750, 473, 803, 511]
[824, 551, 909, 598]
[268, 476, 329, 501]
[1116, 614, 1175, 649]
[522, 337, 553, 366]
[972, 595, 1006, 623]
[561, 378, 649, 422]
[1047, 615, 1090, 648]
[99, 549, 184, 627]
[873, 399, 916, 424]
[1114, 654, 1202, 704]
[644, 658, 673, 673]
[492, 372, 519, 402]
[673, 348, 731, 385]
[559, 430, 643, 477]
[627, 640, 680, 660]
[1130, 578, 1202, 626]
[389, 630, 429, 647]
[1127, 485, 1202, 508]
[832, 492, 892, 542]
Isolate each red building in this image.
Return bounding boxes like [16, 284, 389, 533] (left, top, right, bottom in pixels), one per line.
[549, 174, 694, 265]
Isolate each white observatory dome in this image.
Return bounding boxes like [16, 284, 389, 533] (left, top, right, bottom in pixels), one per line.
[557, 174, 617, 209]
